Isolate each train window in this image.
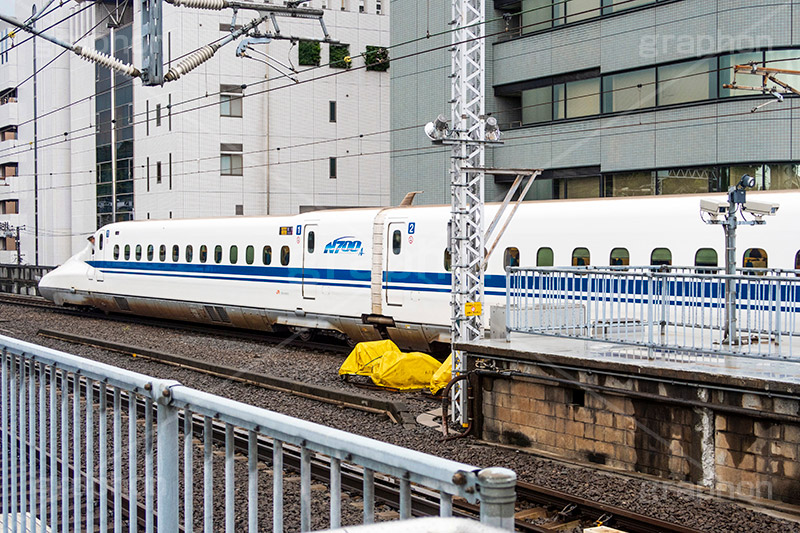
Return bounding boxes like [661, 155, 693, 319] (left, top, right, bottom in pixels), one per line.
[695, 248, 718, 267]
[444, 249, 452, 272]
[172, 245, 179, 262]
[214, 245, 223, 264]
[308, 231, 316, 254]
[572, 248, 590, 266]
[147, 245, 154, 261]
[280, 246, 290, 266]
[537, 247, 553, 267]
[199, 245, 208, 263]
[113, 245, 119, 260]
[263, 246, 272, 265]
[246, 245, 254, 265]
[651, 248, 672, 266]
[743, 248, 767, 269]
[392, 230, 401, 255]
[186, 245, 194, 263]
[135, 245, 142, 261]
[230, 246, 238, 264]
[99, 234, 104, 250]
[124, 245, 130, 260]
[610, 248, 629, 266]
[159, 245, 167, 262]
[504, 247, 520, 268]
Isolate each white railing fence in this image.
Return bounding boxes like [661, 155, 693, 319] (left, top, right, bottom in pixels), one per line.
[0, 335, 517, 533]
[506, 266, 800, 361]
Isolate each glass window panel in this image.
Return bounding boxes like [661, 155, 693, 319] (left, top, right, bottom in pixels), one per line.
[246, 245, 255, 264]
[553, 83, 566, 120]
[214, 245, 223, 264]
[537, 247, 554, 266]
[610, 248, 629, 266]
[657, 168, 714, 195]
[521, 0, 552, 33]
[97, 197, 112, 213]
[230, 245, 238, 264]
[566, 78, 600, 118]
[651, 248, 672, 266]
[220, 96, 231, 116]
[719, 52, 763, 97]
[725, 164, 763, 190]
[444, 249, 452, 271]
[124, 245, 130, 260]
[504, 247, 520, 268]
[695, 248, 718, 267]
[603, 68, 656, 112]
[392, 230, 401, 255]
[565, 176, 601, 198]
[603, 0, 652, 14]
[221, 154, 243, 176]
[522, 86, 552, 124]
[308, 231, 315, 253]
[263, 246, 272, 265]
[281, 246, 290, 266]
[765, 50, 800, 92]
[200, 245, 208, 263]
[743, 248, 767, 269]
[572, 247, 590, 266]
[566, 0, 600, 23]
[147, 245, 154, 261]
[113, 245, 119, 260]
[186, 245, 194, 263]
[764, 164, 800, 191]
[172, 245, 179, 262]
[609, 171, 654, 197]
[159, 245, 166, 262]
[658, 58, 718, 105]
[795, 251, 800, 271]
[135, 245, 142, 261]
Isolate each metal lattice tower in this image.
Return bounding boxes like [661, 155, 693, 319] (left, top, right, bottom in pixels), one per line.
[449, 0, 485, 424]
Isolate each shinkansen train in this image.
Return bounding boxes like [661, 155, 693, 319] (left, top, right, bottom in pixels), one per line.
[38, 191, 800, 351]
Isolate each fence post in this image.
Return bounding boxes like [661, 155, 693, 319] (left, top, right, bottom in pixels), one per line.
[505, 268, 511, 342]
[157, 383, 181, 533]
[477, 467, 517, 530]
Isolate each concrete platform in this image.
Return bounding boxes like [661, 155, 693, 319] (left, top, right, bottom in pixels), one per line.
[458, 333, 800, 393]
[457, 333, 800, 507]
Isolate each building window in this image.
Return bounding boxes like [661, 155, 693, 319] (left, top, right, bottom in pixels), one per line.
[329, 157, 337, 179]
[658, 58, 718, 106]
[602, 68, 656, 113]
[375, 0, 381, 14]
[330, 44, 351, 69]
[0, 126, 17, 141]
[156, 161, 162, 184]
[235, 204, 244, 216]
[220, 91, 242, 117]
[221, 154, 243, 176]
[0, 199, 18, 214]
[536, 247, 554, 267]
[298, 40, 321, 66]
[329, 101, 337, 122]
[1, 164, 18, 178]
[0, 88, 17, 105]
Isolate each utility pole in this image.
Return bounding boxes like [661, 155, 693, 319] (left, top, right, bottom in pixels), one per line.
[32, 4, 39, 265]
[15, 225, 23, 265]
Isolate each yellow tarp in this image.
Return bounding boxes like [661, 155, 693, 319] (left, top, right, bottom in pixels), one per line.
[339, 341, 443, 391]
[428, 354, 452, 395]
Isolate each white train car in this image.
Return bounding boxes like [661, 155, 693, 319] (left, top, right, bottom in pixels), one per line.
[39, 191, 800, 351]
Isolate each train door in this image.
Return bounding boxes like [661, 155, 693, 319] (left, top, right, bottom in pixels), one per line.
[385, 222, 405, 306]
[302, 224, 318, 299]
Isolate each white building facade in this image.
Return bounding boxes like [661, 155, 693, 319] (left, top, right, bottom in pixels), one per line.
[0, 0, 390, 266]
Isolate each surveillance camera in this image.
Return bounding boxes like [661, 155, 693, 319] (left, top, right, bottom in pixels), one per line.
[700, 199, 729, 218]
[743, 200, 780, 217]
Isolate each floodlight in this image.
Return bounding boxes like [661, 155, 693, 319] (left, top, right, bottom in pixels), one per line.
[424, 114, 449, 141]
[485, 116, 501, 141]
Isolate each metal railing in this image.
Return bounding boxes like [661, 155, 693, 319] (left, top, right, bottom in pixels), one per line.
[506, 266, 800, 360]
[0, 334, 517, 533]
[0, 265, 54, 296]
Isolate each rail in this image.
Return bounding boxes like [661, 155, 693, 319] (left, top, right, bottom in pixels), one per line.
[506, 266, 800, 361]
[0, 334, 517, 532]
[0, 264, 54, 296]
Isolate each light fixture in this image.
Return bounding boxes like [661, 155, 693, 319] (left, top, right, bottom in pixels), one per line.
[424, 114, 449, 141]
[485, 116, 501, 141]
[738, 174, 756, 189]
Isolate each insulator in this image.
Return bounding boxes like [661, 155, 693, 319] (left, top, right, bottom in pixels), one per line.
[73, 46, 141, 78]
[166, 0, 226, 9]
[164, 45, 217, 82]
